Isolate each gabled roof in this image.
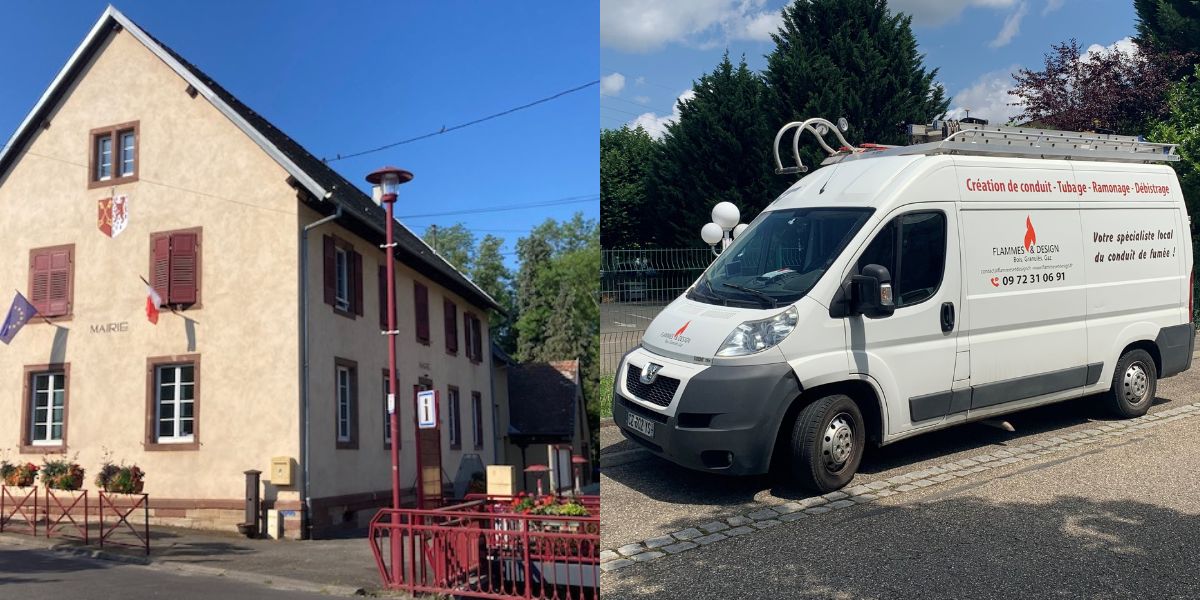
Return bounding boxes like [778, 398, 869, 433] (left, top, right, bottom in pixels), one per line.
[508, 360, 580, 439]
[0, 6, 500, 312]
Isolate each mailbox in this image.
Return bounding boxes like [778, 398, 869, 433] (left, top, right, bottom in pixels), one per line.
[270, 456, 293, 486]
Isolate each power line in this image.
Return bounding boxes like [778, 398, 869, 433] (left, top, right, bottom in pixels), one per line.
[398, 194, 597, 219]
[323, 80, 599, 163]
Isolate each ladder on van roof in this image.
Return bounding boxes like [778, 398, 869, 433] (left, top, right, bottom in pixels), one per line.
[774, 118, 1180, 176]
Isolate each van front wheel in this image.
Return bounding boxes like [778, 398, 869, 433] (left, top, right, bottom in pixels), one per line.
[1106, 349, 1157, 418]
[789, 394, 865, 493]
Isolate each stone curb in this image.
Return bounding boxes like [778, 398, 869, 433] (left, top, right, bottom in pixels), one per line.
[0, 533, 367, 596]
[600, 401, 1200, 573]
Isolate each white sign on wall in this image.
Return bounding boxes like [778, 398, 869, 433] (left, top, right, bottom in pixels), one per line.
[417, 390, 438, 429]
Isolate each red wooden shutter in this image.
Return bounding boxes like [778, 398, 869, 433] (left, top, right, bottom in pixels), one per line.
[46, 248, 72, 317]
[169, 232, 198, 305]
[463, 313, 474, 360]
[322, 235, 336, 307]
[29, 251, 51, 314]
[471, 316, 482, 361]
[414, 283, 430, 343]
[378, 265, 387, 327]
[444, 300, 458, 353]
[352, 251, 364, 316]
[151, 235, 171, 304]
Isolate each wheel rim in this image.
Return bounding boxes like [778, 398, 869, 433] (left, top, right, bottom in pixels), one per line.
[822, 412, 855, 471]
[1122, 362, 1151, 405]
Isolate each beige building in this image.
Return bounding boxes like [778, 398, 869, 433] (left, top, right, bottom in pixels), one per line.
[0, 7, 504, 538]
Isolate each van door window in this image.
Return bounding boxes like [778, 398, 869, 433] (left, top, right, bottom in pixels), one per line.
[857, 211, 946, 308]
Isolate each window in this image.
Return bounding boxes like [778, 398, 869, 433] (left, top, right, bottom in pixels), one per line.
[692, 208, 874, 307]
[323, 235, 362, 318]
[144, 355, 200, 450]
[464, 314, 484, 362]
[335, 248, 350, 311]
[472, 392, 484, 450]
[856, 211, 947, 308]
[89, 122, 138, 188]
[335, 358, 358, 449]
[444, 299, 458, 354]
[448, 387, 461, 449]
[22, 365, 69, 451]
[28, 245, 74, 318]
[382, 371, 397, 448]
[120, 132, 136, 176]
[414, 282, 430, 344]
[149, 229, 201, 308]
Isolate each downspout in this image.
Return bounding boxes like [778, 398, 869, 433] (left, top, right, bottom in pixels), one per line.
[299, 205, 341, 539]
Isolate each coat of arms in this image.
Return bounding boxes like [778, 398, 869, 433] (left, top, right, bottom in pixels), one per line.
[98, 195, 128, 238]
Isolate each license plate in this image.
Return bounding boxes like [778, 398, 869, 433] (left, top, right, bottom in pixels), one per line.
[626, 412, 656, 438]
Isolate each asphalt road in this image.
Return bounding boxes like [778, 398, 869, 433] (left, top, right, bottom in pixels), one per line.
[0, 548, 335, 599]
[602, 360, 1200, 599]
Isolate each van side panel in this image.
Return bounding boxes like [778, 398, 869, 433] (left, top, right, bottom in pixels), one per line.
[958, 203, 1089, 397]
[1072, 162, 1189, 388]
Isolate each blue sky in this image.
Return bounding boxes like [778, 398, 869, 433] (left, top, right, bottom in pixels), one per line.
[1, 1, 598, 268]
[601, 0, 1138, 135]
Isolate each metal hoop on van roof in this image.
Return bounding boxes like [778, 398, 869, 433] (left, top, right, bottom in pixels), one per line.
[773, 118, 856, 176]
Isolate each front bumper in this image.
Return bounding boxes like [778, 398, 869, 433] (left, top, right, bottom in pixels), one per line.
[613, 348, 801, 475]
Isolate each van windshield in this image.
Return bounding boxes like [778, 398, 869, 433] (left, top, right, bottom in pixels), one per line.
[690, 207, 874, 308]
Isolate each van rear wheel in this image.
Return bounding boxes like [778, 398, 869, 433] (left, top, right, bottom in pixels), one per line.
[1106, 349, 1157, 418]
[789, 394, 865, 493]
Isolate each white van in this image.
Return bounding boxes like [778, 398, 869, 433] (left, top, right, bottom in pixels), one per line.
[614, 118, 1195, 492]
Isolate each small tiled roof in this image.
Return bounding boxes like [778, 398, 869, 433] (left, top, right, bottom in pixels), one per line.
[0, 7, 499, 313]
[508, 360, 579, 439]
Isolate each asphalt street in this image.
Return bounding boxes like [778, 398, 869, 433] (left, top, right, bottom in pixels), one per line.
[0, 548, 336, 599]
[602, 358, 1200, 599]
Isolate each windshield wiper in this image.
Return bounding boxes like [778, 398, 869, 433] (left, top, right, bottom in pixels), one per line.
[721, 283, 777, 308]
[692, 278, 728, 305]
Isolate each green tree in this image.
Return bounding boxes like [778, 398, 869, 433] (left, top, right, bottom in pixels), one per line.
[1135, 0, 1200, 57]
[471, 234, 517, 353]
[422, 223, 475, 272]
[649, 53, 782, 247]
[765, 0, 949, 171]
[1150, 65, 1200, 230]
[600, 125, 658, 248]
[514, 214, 601, 442]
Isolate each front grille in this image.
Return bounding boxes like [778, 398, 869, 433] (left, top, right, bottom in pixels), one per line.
[626, 364, 681, 408]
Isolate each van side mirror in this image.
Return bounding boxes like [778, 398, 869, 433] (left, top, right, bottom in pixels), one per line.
[850, 264, 895, 318]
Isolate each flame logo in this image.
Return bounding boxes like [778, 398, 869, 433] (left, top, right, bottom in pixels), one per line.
[674, 321, 691, 338]
[1023, 216, 1036, 251]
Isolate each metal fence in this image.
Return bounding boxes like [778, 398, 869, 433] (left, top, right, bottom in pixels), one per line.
[600, 249, 713, 374]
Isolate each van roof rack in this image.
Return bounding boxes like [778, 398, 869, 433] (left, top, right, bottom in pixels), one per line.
[774, 118, 1179, 175]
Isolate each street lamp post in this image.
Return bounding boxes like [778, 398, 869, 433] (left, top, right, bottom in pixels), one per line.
[366, 166, 413, 585]
[703, 201, 746, 255]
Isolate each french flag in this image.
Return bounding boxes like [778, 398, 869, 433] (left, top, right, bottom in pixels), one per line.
[146, 283, 162, 325]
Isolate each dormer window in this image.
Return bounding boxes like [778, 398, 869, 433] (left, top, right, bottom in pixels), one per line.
[89, 121, 138, 188]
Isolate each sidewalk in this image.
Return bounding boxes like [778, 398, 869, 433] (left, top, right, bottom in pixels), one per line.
[0, 524, 385, 596]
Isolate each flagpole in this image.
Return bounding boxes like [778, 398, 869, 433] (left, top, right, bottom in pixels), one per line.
[11, 289, 53, 326]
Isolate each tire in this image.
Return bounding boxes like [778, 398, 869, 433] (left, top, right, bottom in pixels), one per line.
[789, 394, 865, 493]
[1106, 349, 1157, 418]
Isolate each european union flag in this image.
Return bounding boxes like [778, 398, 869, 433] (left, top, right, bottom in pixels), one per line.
[0, 292, 37, 345]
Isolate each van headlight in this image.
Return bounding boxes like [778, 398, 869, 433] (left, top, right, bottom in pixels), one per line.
[716, 306, 799, 357]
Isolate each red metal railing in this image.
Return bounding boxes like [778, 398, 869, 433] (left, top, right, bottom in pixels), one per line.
[0, 486, 38, 536]
[44, 489, 88, 543]
[369, 495, 600, 599]
[98, 492, 150, 555]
